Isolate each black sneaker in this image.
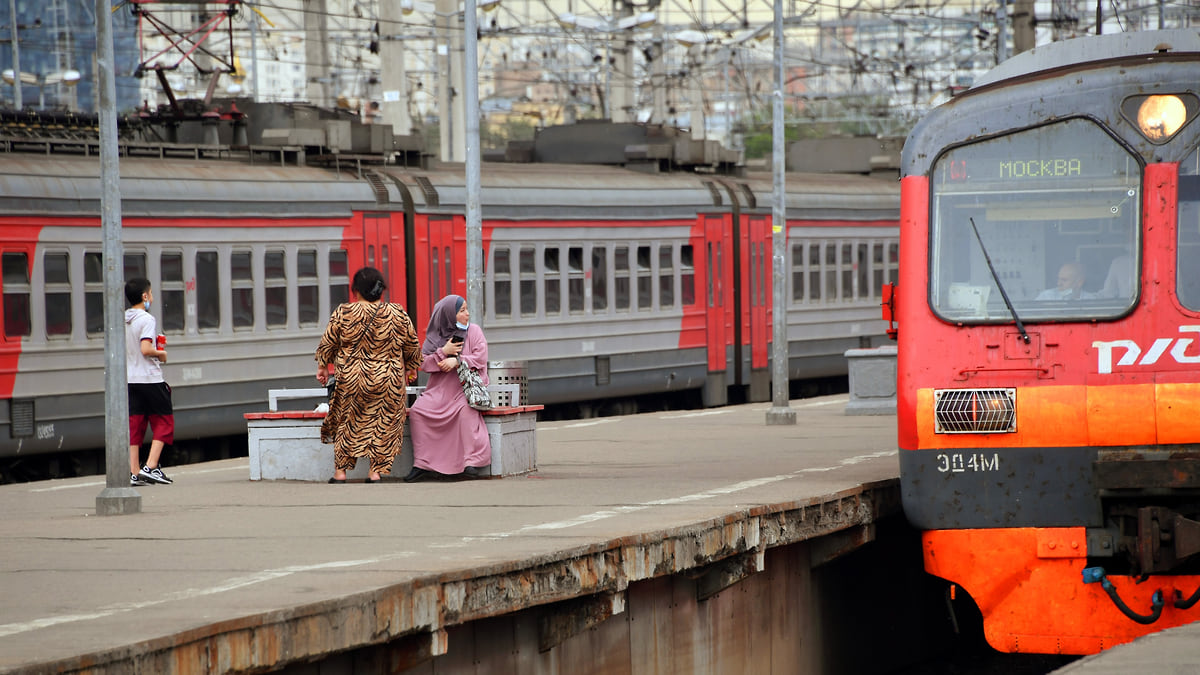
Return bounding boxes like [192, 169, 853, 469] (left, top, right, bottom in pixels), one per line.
[139, 466, 173, 485]
[131, 473, 151, 486]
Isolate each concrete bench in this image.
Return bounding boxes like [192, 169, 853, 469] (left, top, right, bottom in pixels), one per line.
[268, 388, 329, 412]
[246, 384, 540, 481]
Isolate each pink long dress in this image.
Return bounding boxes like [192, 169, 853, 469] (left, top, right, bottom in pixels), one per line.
[408, 322, 492, 474]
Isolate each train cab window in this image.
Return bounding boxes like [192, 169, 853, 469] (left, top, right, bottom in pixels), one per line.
[592, 247, 608, 312]
[264, 250, 287, 328]
[44, 252, 71, 337]
[544, 247, 561, 315]
[929, 118, 1140, 323]
[298, 249, 318, 324]
[659, 246, 674, 307]
[567, 247, 584, 313]
[614, 247, 631, 311]
[196, 251, 220, 330]
[329, 249, 350, 307]
[3, 252, 31, 338]
[681, 245, 695, 305]
[160, 252, 185, 333]
[84, 252, 103, 335]
[231, 251, 253, 329]
[1177, 148, 1200, 310]
[519, 246, 536, 316]
[636, 246, 652, 311]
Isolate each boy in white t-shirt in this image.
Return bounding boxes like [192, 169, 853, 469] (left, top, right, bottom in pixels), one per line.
[124, 278, 174, 486]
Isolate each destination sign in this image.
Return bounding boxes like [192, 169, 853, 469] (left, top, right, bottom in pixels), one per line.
[936, 119, 1138, 185]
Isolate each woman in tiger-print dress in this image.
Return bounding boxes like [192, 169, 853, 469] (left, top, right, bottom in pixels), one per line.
[315, 267, 422, 483]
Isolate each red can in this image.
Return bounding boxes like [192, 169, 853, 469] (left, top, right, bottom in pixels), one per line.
[156, 334, 166, 350]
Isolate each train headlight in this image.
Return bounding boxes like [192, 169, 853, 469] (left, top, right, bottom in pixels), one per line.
[1123, 93, 1198, 144]
[1138, 95, 1187, 142]
[934, 388, 1016, 434]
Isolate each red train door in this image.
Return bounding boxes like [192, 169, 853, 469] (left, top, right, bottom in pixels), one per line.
[411, 214, 457, 331]
[704, 215, 728, 374]
[748, 215, 770, 371]
[361, 212, 395, 301]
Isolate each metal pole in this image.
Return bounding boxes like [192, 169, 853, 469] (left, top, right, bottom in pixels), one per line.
[95, 0, 140, 515]
[8, 0, 20, 110]
[766, 0, 794, 426]
[996, 0, 1008, 63]
[464, 0, 483, 323]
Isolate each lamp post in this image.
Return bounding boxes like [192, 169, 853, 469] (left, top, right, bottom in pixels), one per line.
[2, 68, 81, 110]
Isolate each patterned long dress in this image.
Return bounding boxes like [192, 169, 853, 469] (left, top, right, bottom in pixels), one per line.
[315, 301, 422, 475]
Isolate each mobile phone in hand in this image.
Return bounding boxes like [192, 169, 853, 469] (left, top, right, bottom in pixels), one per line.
[450, 335, 465, 344]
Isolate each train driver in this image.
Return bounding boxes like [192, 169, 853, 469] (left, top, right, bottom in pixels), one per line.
[1036, 262, 1097, 301]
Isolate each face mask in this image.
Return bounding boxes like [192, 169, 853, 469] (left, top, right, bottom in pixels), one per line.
[456, 321, 469, 330]
[144, 300, 152, 311]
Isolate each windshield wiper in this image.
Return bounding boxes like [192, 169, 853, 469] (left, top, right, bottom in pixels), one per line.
[969, 217, 1030, 344]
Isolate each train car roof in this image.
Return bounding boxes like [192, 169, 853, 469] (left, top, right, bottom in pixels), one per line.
[901, 28, 1200, 177]
[737, 170, 900, 222]
[0, 153, 379, 219]
[973, 29, 1200, 88]
[384, 161, 725, 220]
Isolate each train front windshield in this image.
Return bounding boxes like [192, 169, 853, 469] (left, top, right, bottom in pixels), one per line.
[929, 118, 1141, 322]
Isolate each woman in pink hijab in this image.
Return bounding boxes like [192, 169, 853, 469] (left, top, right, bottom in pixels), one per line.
[405, 295, 492, 481]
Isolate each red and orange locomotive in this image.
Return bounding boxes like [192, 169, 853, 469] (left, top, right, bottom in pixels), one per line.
[889, 29, 1200, 654]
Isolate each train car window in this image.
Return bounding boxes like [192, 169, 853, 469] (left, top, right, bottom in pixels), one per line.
[231, 251, 253, 329]
[681, 245, 695, 306]
[2, 252, 31, 338]
[756, 242, 766, 307]
[543, 247, 561, 315]
[870, 243, 889, 295]
[43, 252, 71, 337]
[615, 246, 631, 311]
[84, 252, 103, 335]
[659, 246, 674, 308]
[329, 249, 350, 307]
[1176, 148, 1200, 310]
[519, 246, 536, 316]
[823, 244, 838, 302]
[160, 252, 185, 333]
[841, 244, 855, 300]
[492, 247, 511, 316]
[591, 247, 608, 312]
[808, 245, 821, 301]
[264, 250, 286, 328]
[442, 246, 451, 303]
[856, 243, 870, 299]
[790, 243, 805, 303]
[124, 253, 146, 280]
[929, 118, 1139, 322]
[567, 247, 584, 313]
[298, 249, 318, 324]
[637, 245, 652, 311]
[431, 247, 441, 300]
[196, 251, 220, 331]
[887, 243, 899, 285]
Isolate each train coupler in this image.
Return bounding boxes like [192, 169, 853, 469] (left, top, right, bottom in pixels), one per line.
[1083, 567, 1165, 625]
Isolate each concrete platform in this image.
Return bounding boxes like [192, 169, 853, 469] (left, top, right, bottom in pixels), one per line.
[0, 395, 900, 674]
[1051, 619, 1200, 675]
